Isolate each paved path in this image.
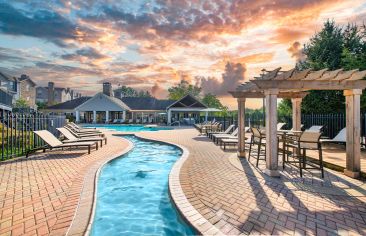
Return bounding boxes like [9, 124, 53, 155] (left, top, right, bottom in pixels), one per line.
[139, 128, 366, 235]
[0, 133, 129, 236]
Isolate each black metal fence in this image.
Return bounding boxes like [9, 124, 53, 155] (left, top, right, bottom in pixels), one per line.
[0, 111, 66, 160]
[201, 113, 366, 139]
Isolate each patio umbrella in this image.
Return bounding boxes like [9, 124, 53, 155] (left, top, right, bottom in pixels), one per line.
[201, 108, 221, 122]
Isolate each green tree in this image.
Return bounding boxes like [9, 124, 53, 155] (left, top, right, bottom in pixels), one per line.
[202, 93, 229, 116]
[168, 80, 201, 100]
[14, 98, 29, 108]
[279, 20, 366, 114]
[114, 85, 151, 97]
[36, 101, 47, 109]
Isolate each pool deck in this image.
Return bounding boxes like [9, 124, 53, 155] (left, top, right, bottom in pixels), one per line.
[138, 128, 366, 235]
[0, 133, 131, 236]
[0, 128, 365, 235]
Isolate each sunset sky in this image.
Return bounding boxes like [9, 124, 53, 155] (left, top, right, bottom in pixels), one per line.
[0, 0, 365, 109]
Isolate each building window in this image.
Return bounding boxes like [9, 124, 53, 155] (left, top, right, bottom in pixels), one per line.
[26, 84, 30, 91]
[27, 97, 30, 101]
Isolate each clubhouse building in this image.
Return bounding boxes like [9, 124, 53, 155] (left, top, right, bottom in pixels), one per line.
[45, 82, 207, 125]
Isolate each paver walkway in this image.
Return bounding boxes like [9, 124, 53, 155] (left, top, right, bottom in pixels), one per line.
[139, 128, 366, 235]
[0, 133, 129, 236]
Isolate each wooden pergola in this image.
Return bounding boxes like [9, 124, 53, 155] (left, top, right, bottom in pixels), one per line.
[229, 67, 366, 178]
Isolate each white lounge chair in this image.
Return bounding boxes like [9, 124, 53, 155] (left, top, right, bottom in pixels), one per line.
[32, 130, 98, 155]
[57, 128, 107, 147]
[321, 128, 346, 143]
[306, 125, 323, 132]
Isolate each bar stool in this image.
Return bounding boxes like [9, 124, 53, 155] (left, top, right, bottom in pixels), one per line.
[248, 127, 266, 167]
[285, 131, 324, 178]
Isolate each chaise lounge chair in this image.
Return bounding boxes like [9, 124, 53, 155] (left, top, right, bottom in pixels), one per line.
[208, 124, 235, 139]
[32, 130, 98, 155]
[69, 122, 100, 132]
[219, 127, 251, 149]
[57, 128, 107, 147]
[320, 127, 346, 144]
[66, 124, 102, 135]
[65, 126, 104, 138]
[306, 125, 324, 132]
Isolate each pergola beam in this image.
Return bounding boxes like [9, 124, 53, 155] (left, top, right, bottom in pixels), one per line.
[252, 80, 366, 90]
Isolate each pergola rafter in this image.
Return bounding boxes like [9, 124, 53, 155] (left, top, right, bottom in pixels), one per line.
[229, 67, 366, 179]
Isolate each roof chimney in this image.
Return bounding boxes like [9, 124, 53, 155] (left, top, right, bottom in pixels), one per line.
[103, 82, 112, 96]
[48, 82, 55, 105]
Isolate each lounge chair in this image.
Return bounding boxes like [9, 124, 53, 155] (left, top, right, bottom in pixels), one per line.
[66, 124, 102, 135]
[320, 128, 346, 144]
[57, 128, 107, 147]
[277, 123, 286, 130]
[208, 124, 235, 139]
[219, 127, 250, 149]
[69, 122, 100, 132]
[306, 125, 323, 132]
[212, 127, 238, 142]
[32, 130, 98, 155]
[65, 126, 104, 138]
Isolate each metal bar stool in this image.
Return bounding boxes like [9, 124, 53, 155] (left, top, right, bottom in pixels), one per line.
[248, 127, 266, 167]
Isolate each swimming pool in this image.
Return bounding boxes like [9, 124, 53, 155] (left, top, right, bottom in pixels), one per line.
[90, 135, 195, 236]
[83, 125, 173, 132]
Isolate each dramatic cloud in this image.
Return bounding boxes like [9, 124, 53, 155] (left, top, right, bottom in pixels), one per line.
[287, 42, 306, 62]
[0, 0, 365, 109]
[199, 63, 246, 95]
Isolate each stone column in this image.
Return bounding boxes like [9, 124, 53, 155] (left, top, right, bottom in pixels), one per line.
[93, 110, 97, 124]
[265, 89, 280, 177]
[105, 111, 109, 123]
[237, 98, 246, 157]
[167, 110, 172, 125]
[291, 98, 302, 131]
[344, 89, 362, 178]
[122, 111, 126, 121]
[75, 110, 80, 123]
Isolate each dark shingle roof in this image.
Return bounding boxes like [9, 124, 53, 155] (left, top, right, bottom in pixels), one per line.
[120, 97, 176, 110]
[46, 97, 91, 110]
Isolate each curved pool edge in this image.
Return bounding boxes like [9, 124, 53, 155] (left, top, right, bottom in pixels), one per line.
[66, 136, 134, 236]
[134, 133, 223, 236]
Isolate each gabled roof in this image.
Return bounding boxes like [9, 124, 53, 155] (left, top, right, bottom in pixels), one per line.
[76, 92, 129, 111]
[120, 97, 175, 111]
[46, 97, 91, 110]
[0, 71, 16, 82]
[167, 94, 207, 109]
[18, 75, 36, 86]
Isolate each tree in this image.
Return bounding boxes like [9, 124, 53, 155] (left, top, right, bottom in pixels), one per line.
[36, 101, 47, 109]
[114, 85, 151, 97]
[168, 80, 201, 100]
[14, 98, 29, 108]
[279, 20, 366, 114]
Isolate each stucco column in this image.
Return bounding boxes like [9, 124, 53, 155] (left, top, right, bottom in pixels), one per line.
[75, 110, 80, 123]
[265, 89, 280, 177]
[344, 89, 362, 178]
[93, 110, 97, 124]
[167, 109, 172, 125]
[105, 111, 109, 123]
[122, 111, 126, 121]
[237, 98, 246, 158]
[291, 98, 302, 131]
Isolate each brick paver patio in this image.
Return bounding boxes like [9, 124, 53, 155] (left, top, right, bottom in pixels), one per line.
[1, 128, 365, 235]
[0, 133, 129, 236]
[139, 128, 366, 235]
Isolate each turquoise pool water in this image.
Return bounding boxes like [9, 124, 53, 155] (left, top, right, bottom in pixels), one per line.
[83, 125, 172, 132]
[91, 135, 195, 236]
